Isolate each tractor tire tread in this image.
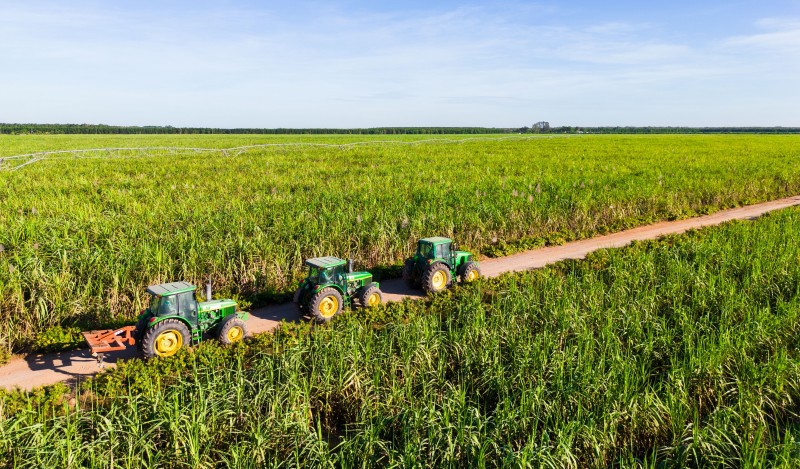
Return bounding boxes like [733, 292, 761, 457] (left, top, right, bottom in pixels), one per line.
[460, 261, 481, 283]
[218, 316, 248, 345]
[140, 318, 190, 360]
[309, 287, 344, 323]
[358, 284, 383, 308]
[422, 262, 452, 294]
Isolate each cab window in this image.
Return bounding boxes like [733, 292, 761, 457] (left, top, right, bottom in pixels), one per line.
[307, 266, 321, 283]
[435, 243, 451, 259]
[178, 291, 197, 317]
[149, 295, 161, 314]
[159, 295, 178, 316]
[418, 242, 434, 258]
[319, 267, 334, 284]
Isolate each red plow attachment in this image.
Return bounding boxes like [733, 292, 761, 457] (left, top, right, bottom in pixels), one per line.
[82, 326, 137, 355]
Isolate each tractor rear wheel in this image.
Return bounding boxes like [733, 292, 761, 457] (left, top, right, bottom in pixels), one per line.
[140, 319, 190, 359]
[460, 262, 481, 283]
[402, 259, 419, 288]
[422, 262, 452, 293]
[310, 287, 343, 322]
[293, 287, 307, 314]
[218, 316, 248, 345]
[358, 284, 383, 308]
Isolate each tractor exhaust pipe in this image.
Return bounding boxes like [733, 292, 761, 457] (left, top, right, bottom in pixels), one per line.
[205, 280, 212, 302]
[348, 258, 354, 273]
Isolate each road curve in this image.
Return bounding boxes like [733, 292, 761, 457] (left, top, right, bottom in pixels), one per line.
[2, 195, 800, 391]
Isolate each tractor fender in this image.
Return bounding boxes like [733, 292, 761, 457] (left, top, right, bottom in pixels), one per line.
[218, 313, 244, 330]
[220, 311, 249, 323]
[314, 283, 346, 296]
[355, 281, 380, 294]
[148, 315, 192, 331]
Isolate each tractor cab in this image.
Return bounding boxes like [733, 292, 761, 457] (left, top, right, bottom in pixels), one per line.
[416, 237, 453, 263]
[146, 282, 199, 319]
[302, 256, 347, 289]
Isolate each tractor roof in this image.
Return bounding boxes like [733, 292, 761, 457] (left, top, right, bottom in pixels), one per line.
[146, 281, 197, 297]
[420, 236, 452, 245]
[305, 256, 346, 268]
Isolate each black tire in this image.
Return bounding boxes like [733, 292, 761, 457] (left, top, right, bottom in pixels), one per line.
[140, 318, 190, 359]
[422, 262, 452, 293]
[309, 287, 344, 322]
[293, 286, 307, 314]
[459, 261, 481, 283]
[133, 316, 148, 354]
[358, 284, 383, 308]
[402, 258, 419, 288]
[218, 316, 248, 345]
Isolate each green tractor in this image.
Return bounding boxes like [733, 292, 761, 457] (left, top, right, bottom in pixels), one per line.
[293, 256, 383, 322]
[134, 282, 249, 358]
[403, 237, 481, 293]
[84, 281, 249, 360]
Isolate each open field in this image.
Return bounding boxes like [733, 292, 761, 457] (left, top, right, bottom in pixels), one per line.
[2, 206, 799, 467]
[2, 194, 798, 391]
[2, 134, 800, 357]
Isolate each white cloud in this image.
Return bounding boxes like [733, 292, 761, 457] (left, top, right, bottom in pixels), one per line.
[722, 17, 800, 53]
[0, 3, 797, 126]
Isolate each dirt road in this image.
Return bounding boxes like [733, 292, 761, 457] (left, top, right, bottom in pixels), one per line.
[2, 195, 799, 391]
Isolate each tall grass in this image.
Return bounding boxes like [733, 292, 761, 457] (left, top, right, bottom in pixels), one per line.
[2, 134, 800, 355]
[2, 206, 800, 467]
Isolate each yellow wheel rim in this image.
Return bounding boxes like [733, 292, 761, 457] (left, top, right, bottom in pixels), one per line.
[367, 292, 381, 307]
[431, 270, 446, 290]
[226, 325, 244, 343]
[318, 295, 339, 318]
[155, 330, 183, 357]
[466, 270, 479, 282]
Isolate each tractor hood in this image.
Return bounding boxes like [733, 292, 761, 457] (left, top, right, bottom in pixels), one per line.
[198, 298, 237, 312]
[345, 271, 372, 282]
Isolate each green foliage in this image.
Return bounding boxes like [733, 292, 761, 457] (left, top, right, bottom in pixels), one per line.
[2, 208, 800, 466]
[0, 382, 70, 418]
[2, 133, 800, 360]
[29, 325, 85, 353]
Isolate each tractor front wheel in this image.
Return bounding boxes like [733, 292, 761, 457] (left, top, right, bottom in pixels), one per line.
[460, 262, 481, 283]
[310, 288, 343, 322]
[422, 263, 452, 294]
[358, 284, 383, 308]
[140, 319, 190, 359]
[218, 317, 248, 345]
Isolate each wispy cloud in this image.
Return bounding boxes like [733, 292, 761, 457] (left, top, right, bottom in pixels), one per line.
[722, 17, 800, 53]
[0, 2, 797, 126]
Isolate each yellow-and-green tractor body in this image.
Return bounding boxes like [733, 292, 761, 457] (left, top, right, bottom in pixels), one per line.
[294, 256, 383, 321]
[403, 237, 481, 293]
[133, 282, 249, 358]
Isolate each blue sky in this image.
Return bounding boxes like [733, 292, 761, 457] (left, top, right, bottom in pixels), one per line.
[1, 1, 798, 127]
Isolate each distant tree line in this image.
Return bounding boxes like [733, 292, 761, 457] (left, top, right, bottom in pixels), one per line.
[516, 125, 800, 134]
[0, 124, 512, 135]
[1, 123, 798, 135]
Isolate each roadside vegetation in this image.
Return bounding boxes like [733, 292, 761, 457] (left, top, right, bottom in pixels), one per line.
[2, 134, 800, 357]
[2, 207, 799, 467]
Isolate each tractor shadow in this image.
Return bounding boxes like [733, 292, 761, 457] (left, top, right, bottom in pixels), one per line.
[23, 347, 138, 383]
[378, 278, 427, 302]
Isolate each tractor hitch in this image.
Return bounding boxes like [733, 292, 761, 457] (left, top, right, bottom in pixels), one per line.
[82, 326, 137, 355]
